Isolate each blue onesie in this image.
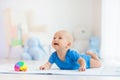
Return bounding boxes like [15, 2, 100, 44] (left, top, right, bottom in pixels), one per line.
[48, 49, 91, 70]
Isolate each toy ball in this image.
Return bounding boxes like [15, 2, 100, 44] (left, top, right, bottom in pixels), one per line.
[14, 61, 28, 71]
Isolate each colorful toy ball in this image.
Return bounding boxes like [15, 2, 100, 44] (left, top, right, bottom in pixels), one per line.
[14, 61, 28, 71]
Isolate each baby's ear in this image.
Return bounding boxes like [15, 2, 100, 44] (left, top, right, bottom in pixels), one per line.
[67, 42, 72, 47]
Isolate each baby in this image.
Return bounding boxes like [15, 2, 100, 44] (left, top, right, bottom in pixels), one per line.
[39, 30, 101, 71]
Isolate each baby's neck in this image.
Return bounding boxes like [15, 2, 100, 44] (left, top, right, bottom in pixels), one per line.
[56, 48, 69, 61]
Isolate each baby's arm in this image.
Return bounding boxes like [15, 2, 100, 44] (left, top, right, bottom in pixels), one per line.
[77, 58, 86, 71]
[39, 61, 52, 70]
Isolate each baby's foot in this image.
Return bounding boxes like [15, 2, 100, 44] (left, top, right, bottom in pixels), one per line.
[86, 50, 94, 55]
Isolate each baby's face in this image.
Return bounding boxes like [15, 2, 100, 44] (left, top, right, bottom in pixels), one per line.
[52, 31, 70, 50]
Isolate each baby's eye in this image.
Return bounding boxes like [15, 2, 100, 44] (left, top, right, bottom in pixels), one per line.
[59, 37, 62, 39]
[53, 37, 56, 40]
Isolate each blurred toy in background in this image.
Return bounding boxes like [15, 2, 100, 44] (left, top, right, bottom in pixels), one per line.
[87, 37, 100, 58]
[14, 61, 28, 71]
[21, 37, 46, 60]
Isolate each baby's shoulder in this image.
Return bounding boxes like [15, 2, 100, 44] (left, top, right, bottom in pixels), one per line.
[50, 51, 58, 57]
[68, 49, 79, 55]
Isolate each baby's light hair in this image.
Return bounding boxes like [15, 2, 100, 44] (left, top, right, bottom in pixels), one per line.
[56, 30, 73, 46]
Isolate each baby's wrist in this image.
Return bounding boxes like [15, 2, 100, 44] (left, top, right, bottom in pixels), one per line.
[81, 64, 86, 68]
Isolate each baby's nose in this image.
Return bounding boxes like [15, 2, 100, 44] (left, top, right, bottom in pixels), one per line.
[54, 38, 59, 41]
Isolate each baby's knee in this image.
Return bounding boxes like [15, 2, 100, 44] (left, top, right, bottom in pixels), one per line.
[97, 60, 102, 67]
[90, 59, 101, 68]
[95, 60, 101, 68]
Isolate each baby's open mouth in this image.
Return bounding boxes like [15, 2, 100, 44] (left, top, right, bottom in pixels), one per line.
[54, 43, 59, 45]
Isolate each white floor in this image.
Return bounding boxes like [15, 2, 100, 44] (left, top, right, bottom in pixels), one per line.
[0, 59, 120, 80]
[1, 74, 120, 80]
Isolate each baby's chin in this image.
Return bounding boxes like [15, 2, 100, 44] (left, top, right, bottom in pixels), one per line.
[54, 46, 65, 51]
[54, 46, 69, 50]
[52, 45, 58, 49]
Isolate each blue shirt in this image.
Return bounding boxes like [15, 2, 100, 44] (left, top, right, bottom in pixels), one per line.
[48, 49, 91, 70]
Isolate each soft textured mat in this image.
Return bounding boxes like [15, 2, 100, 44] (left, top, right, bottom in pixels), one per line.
[0, 64, 120, 76]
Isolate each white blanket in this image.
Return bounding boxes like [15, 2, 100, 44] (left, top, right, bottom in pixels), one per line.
[0, 64, 120, 76]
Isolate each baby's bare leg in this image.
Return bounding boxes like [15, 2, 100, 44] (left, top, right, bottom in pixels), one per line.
[86, 50, 101, 68]
[90, 58, 101, 68]
[86, 50, 99, 60]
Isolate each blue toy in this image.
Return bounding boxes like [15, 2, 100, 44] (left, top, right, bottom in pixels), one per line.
[87, 37, 100, 58]
[21, 37, 46, 60]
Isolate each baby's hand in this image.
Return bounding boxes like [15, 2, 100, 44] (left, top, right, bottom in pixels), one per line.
[39, 62, 51, 70]
[39, 65, 47, 70]
[79, 66, 86, 71]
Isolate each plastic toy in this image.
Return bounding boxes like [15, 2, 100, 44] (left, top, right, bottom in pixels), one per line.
[14, 61, 28, 71]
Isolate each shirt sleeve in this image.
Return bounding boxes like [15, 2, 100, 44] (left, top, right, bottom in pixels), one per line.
[48, 52, 56, 64]
[70, 50, 81, 62]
